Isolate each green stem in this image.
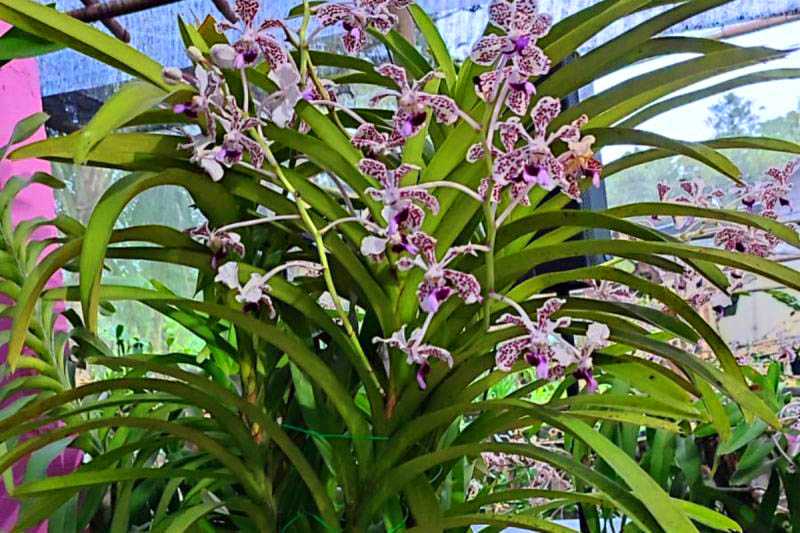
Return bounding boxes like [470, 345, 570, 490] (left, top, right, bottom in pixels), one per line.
[479, 101, 499, 331]
[253, 130, 384, 430]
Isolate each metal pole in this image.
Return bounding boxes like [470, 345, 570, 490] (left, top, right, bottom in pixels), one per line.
[709, 10, 800, 40]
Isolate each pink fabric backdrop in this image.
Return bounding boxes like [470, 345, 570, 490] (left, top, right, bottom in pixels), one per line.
[0, 21, 83, 532]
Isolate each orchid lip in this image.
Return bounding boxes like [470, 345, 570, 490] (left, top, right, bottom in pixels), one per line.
[509, 81, 534, 94]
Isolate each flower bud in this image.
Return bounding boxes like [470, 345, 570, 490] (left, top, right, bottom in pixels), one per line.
[187, 46, 205, 64]
[162, 67, 184, 84]
[210, 44, 237, 69]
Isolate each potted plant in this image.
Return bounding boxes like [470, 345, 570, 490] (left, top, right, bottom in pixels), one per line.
[1, 0, 799, 530]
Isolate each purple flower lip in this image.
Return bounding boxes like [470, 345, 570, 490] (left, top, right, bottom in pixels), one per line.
[506, 35, 531, 54]
[524, 352, 550, 379]
[574, 367, 598, 393]
[224, 148, 243, 161]
[509, 80, 534, 94]
[173, 103, 198, 118]
[422, 286, 453, 314]
[416, 362, 431, 390]
[301, 87, 316, 101]
[211, 252, 226, 270]
[523, 163, 548, 184]
[400, 112, 427, 137]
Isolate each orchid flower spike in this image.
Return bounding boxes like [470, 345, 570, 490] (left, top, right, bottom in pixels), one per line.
[371, 64, 476, 139]
[187, 222, 246, 269]
[215, 260, 323, 318]
[397, 233, 487, 314]
[373, 323, 452, 390]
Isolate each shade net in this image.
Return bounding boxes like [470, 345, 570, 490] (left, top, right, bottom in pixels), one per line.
[38, 0, 800, 96]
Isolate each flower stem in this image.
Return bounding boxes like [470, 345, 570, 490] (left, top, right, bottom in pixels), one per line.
[253, 129, 385, 420]
[216, 214, 300, 233]
[415, 181, 486, 203]
[480, 86, 506, 330]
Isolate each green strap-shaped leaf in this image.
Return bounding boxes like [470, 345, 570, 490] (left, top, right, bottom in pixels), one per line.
[0, 0, 168, 89]
[0, 26, 62, 66]
[674, 499, 742, 532]
[409, 4, 457, 90]
[620, 68, 800, 128]
[370, 29, 431, 80]
[589, 127, 742, 181]
[492, 239, 800, 294]
[557, 45, 785, 129]
[157, 501, 228, 533]
[13, 468, 232, 497]
[695, 375, 732, 443]
[607, 202, 800, 247]
[551, 394, 702, 420]
[538, 0, 734, 100]
[0, 418, 258, 496]
[415, 514, 576, 533]
[447, 489, 607, 516]
[0, 112, 48, 161]
[74, 81, 173, 165]
[539, 0, 656, 65]
[79, 170, 237, 333]
[604, 136, 800, 177]
[557, 417, 698, 531]
[363, 442, 662, 532]
[593, 327, 779, 428]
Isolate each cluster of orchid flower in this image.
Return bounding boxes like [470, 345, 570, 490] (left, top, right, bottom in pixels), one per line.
[171, 0, 616, 392]
[655, 162, 797, 257]
[653, 162, 797, 313]
[479, 429, 574, 512]
[575, 160, 799, 371]
[491, 295, 610, 392]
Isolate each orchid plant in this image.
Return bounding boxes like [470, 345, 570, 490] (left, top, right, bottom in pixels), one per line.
[3, 0, 800, 531]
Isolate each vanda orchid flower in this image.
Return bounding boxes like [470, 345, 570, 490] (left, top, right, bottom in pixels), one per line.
[738, 158, 799, 215]
[655, 178, 725, 228]
[492, 295, 609, 392]
[315, 0, 412, 54]
[359, 158, 438, 254]
[493, 297, 571, 378]
[474, 64, 549, 116]
[165, 63, 225, 133]
[261, 62, 303, 128]
[580, 280, 636, 304]
[186, 222, 246, 269]
[351, 122, 405, 156]
[471, 0, 552, 76]
[715, 224, 780, 257]
[471, 0, 552, 116]
[398, 233, 486, 314]
[181, 103, 266, 181]
[215, 261, 322, 318]
[470, 99, 601, 205]
[216, 103, 266, 168]
[371, 64, 476, 138]
[373, 322, 452, 389]
[571, 323, 611, 393]
[211, 0, 289, 69]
